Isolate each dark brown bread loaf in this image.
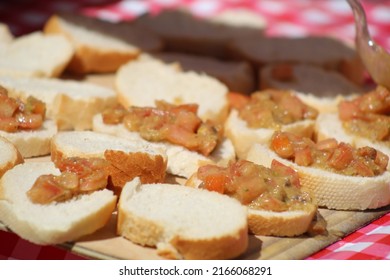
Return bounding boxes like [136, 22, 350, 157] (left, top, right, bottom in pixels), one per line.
[228, 36, 365, 85]
[154, 52, 256, 94]
[259, 63, 363, 97]
[133, 9, 264, 59]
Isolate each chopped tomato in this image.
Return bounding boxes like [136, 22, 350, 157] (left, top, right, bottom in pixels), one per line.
[327, 143, 354, 170]
[107, 100, 221, 156]
[28, 157, 110, 204]
[227, 92, 250, 110]
[294, 146, 313, 167]
[27, 175, 71, 204]
[0, 89, 45, 132]
[270, 131, 295, 159]
[271, 160, 300, 188]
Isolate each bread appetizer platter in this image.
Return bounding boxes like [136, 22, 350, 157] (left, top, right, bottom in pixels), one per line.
[1, 10, 390, 260]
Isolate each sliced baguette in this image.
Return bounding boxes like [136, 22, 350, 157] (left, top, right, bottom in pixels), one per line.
[0, 31, 73, 78]
[115, 56, 229, 123]
[0, 23, 13, 46]
[315, 113, 390, 163]
[185, 168, 317, 237]
[0, 136, 23, 178]
[225, 109, 315, 159]
[117, 177, 248, 260]
[92, 114, 236, 178]
[43, 13, 163, 74]
[51, 131, 167, 194]
[0, 76, 117, 131]
[0, 161, 117, 245]
[0, 119, 57, 158]
[246, 143, 390, 210]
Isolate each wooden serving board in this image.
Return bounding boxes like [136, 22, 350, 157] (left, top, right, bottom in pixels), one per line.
[1, 74, 389, 259]
[1, 156, 389, 260]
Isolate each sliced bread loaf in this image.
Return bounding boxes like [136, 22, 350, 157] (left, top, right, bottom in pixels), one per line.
[44, 13, 163, 74]
[93, 114, 236, 178]
[0, 31, 73, 78]
[115, 56, 229, 123]
[0, 161, 117, 245]
[117, 177, 248, 259]
[0, 76, 117, 130]
[246, 143, 390, 210]
[51, 131, 167, 194]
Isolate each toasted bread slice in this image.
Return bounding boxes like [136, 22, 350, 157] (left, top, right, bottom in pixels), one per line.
[0, 32, 73, 78]
[246, 143, 390, 210]
[225, 109, 315, 159]
[315, 113, 390, 165]
[185, 166, 317, 237]
[43, 13, 163, 74]
[117, 177, 248, 259]
[115, 56, 229, 123]
[92, 114, 236, 178]
[51, 131, 167, 194]
[0, 162, 117, 245]
[0, 119, 57, 158]
[0, 136, 23, 178]
[0, 76, 117, 131]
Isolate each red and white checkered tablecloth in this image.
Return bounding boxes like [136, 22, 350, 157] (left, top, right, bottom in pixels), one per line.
[1, 0, 390, 260]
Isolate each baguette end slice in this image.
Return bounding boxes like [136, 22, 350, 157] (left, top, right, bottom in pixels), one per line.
[117, 178, 248, 260]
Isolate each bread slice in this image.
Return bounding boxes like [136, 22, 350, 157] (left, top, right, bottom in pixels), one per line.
[225, 109, 315, 159]
[315, 113, 390, 160]
[93, 114, 236, 178]
[51, 131, 167, 194]
[0, 76, 117, 130]
[43, 13, 163, 74]
[117, 177, 248, 260]
[0, 23, 13, 46]
[246, 143, 390, 210]
[153, 52, 256, 94]
[115, 56, 229, 123]
[185, 172, 317, 237]
[0, 161, 117, 245]
[0, 31, 73, 78]
[0, 136, 23, 178]
[0, 119, 57, 158]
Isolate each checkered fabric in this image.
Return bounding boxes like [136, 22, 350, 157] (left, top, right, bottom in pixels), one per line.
[0, 0, 390, 260]
[308, 214, 390, 260]
[0, 230, 86, 260]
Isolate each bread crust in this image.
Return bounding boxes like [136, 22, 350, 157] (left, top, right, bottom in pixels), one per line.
[247, 143, 390, 210]
[44, 15, 139, 74]
[0, 136, 23, 179]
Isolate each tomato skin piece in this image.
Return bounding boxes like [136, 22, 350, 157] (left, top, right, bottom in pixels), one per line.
[227, 92, 250, 110]
[327, 143, 354, 171]
[202, 173, 228, 194]
[270, 131, 294, 159]
[27, 175, 69, 204]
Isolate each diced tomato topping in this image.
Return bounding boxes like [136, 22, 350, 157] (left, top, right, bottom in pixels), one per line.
[270, 131, 295, 158]
[227, 92, 250, 110]
[28, 157, 110, 204]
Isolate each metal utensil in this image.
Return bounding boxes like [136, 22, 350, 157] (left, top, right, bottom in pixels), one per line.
[347, 0, 390, 89]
